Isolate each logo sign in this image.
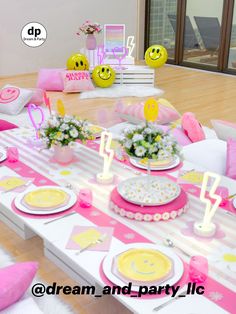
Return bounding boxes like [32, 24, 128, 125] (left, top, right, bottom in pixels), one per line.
[21, 22, 47, 47]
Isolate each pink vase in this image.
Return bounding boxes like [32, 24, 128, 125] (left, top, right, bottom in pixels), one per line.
[86, 34, 97, 50]
[53, 145, 74, 163]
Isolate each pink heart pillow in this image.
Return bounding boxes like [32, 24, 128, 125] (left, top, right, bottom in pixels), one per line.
[61, 70, 95, 93]
[226, 138, 236, 179]
[0, 262, 38, 310]
[182, 112, 205, 142]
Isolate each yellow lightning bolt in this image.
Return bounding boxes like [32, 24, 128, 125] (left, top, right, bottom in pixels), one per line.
[200, 171, 222, 228]
[126, 36, 135, 57]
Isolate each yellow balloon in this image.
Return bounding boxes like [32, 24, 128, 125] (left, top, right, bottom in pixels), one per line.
[66, 53, 89, 70]
[145, 45, 168, 68]
[56, 99, 65, 117]
[92, 65, 115, 88]
[144, 98, 159, 122]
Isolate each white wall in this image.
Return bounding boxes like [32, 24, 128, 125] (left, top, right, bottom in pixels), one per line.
[0, 0, 140, 76]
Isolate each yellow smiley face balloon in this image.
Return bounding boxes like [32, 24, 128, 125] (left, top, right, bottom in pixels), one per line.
[144, 98, 159, 122]
[66, 53, 89, 70]
[145, 45, 168, 68]
[92, 65, 115, 88]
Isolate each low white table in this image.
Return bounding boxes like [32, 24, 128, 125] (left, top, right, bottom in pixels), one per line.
[0, 128, 235, 314]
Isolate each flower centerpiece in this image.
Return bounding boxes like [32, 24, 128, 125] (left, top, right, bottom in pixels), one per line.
[76, 20, 102, 50]
[39, 114, 92, 163]
[119, 124, 180, 172]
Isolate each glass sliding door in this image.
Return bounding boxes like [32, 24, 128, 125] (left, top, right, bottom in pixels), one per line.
[148, 0, 178, 60]
[182, 0, 224, 67]
[227, 2, 236, 70]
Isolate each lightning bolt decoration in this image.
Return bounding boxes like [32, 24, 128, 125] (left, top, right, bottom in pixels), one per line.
[96, 131, 114, 184]
[194, 171, 222, 237]
[97, 45, 106, 65]
[126, 36, 135, 58]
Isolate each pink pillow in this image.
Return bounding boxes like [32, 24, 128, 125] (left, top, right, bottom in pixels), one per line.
[157, 125, 192, 146]
[115, 99, 180, 125]
[182, 112, 205, 142]
[0, 85, 33, 115]
[0, 119, 18, 131]
[26, 88, 44, 106]
[0, 262, 38, 310]
[37, 68, 64, 91]
[211, 119, 236, 141]
[61, 71, 95, 93]
[226, 138, 236, 179]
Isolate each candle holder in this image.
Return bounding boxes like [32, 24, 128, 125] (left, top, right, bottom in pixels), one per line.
[96, 131, 114, 185]
[194, 172, 222, 238]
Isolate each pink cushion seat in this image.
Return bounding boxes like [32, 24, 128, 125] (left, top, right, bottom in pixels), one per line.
[0, 120, 18, 131]
[182, 112, 205, 143]
[0, 262, 38, 310]
[226, 138, 236, 179]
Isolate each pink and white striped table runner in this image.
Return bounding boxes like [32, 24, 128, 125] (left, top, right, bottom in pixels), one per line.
[0, 128, 235, 312]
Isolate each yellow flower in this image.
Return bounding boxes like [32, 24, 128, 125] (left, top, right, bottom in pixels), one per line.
[56, 132, 62, 139]
[155, 135, 162, 142]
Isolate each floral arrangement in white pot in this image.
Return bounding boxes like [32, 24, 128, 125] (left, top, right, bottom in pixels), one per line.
[39, 115, 92, 163]
[119, 124, 180, 161]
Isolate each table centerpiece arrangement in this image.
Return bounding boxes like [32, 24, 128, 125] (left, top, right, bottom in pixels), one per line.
[109, 122, 188, 221]
[39, 114, 92, 163]
[119, 123, 181, 176]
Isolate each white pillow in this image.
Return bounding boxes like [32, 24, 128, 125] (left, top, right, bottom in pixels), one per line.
[183, 139, 227, 175]
[211, 120, 236, 141]
[0, 85, 33, 115]
[1, 297, 43, 314]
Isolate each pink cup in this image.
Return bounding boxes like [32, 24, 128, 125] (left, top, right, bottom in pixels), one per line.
[7, 147, 19, 163]
[216, 186, 229, 206]
[79, 189, 93, 208]
[189, 255, 208, 283]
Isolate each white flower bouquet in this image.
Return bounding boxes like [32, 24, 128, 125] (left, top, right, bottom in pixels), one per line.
[119, 124, 180, 160]
[39, 115, 92, 149]
[76, 20, 102, 35]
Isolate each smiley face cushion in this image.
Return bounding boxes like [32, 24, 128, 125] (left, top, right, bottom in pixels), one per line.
[113, 248, 173, 285]
[0, 85, 33, 115]
[61, 71, 94, 93]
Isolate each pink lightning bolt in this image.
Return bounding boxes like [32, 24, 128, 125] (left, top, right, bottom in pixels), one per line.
[97, 45, 106, 64]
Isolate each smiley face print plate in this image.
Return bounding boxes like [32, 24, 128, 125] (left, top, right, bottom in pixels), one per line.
[114, 248, 173, 285]
[103, 243, 184, 291]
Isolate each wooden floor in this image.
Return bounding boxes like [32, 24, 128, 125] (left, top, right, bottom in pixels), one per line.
[1, 64, 236, 127]
[0, 65, 236, 313]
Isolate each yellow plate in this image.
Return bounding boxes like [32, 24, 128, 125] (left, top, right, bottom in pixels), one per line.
[23, 188, 68, 208]
[89, 125, 104, 135]
[116, 248, 172, 282]
[140, 158, 173, 167]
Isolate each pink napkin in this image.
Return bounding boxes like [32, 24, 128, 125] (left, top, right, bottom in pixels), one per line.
[66, 226, 114, 252]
